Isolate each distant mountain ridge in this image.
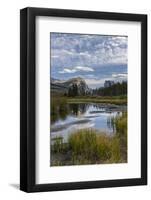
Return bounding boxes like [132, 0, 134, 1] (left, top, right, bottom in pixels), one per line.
[51, 77, 90, 96]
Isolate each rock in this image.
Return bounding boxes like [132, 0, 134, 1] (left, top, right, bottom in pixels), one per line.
[51, 77, 90, 96]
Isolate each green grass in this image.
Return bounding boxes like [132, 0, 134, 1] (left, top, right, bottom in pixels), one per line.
[51, 136, 64, 154]
[109, 112, 127, 161]
[67, 96, 127, 105]
[51, 95, 127, 106]
[114, 112, 127, 135]
[51, 97, 69, 123]
[68, 130, 110, 162]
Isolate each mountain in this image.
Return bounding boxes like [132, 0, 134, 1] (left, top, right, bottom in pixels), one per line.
[51, 77, 90, 96]
[51, 77, 60, 83]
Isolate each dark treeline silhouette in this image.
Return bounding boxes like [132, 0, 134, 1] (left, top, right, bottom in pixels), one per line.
[67, 81, 127, 97]
[68, 84, 78, 97]
[67, 83, 89, 97]
[93, 81, 127, 96]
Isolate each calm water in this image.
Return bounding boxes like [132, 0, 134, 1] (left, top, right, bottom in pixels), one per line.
[51, 103, 126, 142]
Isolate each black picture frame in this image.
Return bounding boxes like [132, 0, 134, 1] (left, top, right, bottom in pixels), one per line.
[20, 7, 147, 192]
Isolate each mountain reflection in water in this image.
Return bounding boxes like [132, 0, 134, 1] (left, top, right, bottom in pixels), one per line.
[51, 103, 126, 142]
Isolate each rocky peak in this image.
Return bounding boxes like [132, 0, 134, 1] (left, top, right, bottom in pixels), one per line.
[65, 77, 89, 95]
[51, 77, 90, 96]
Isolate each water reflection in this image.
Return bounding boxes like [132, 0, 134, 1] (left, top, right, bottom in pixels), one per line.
[69, 103, 88, 116]
[51, 101, 89, 123]
[51, 101, 126, 141]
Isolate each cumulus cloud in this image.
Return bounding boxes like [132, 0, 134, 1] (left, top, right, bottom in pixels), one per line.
[85, 78, 107, 88]
[59, 66, 94, 74]
[112, 73, 127, 78]
[51, 33, 128, 67]
[50, 33, 128, 88]
[75, 66, 94, 71]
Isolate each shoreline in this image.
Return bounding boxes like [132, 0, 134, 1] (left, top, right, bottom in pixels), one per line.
[67, 98, 127, 105]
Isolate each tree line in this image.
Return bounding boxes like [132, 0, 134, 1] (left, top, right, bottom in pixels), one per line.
[67, 81, 127, 97]
[68, 83, 79, 97]
[93, 81, 127, 96]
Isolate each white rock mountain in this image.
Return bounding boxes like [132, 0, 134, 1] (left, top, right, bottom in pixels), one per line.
[51, 77, 90, 96]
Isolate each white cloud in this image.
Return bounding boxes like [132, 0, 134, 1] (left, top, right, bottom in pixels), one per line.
[59, 66, 94, 74]
[112, 73, 127, 78]
[85, 78, 112, 88]
[51, 55, 59, 58]
[59, 68, 76, 74]
[75, 66, 94, 72]
[51, 34, 128, 67]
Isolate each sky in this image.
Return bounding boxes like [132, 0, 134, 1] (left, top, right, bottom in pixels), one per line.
[50, 33, 128, 88]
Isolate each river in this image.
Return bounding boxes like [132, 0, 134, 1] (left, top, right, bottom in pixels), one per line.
[51, 103, 126, 142]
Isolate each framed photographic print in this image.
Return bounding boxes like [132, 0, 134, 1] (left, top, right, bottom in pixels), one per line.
[20, 7, 147, 192]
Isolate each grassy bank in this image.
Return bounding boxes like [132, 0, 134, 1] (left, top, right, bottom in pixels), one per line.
[51, 112, 127, 166]
[67, 97, 127, 105]
[52, 95, 127, 105]
[51, 95, 127, 123]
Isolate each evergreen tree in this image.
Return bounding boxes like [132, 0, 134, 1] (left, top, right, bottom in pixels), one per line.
[68, 84, 79, 97]
[92, 81, 127, 96]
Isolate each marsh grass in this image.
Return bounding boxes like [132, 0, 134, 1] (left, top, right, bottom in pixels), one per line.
[68, 130, 111, 162]
[51, 136, 64, 153]
[110, 112, 127, 161]
[114, 112, 127, 135]
[68, 129, 123, 164]
[51, 97, 69, 123]
[67, 95, 127, 105]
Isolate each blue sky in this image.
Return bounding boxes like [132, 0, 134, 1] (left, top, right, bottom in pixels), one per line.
[50, 33, 128, 88]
